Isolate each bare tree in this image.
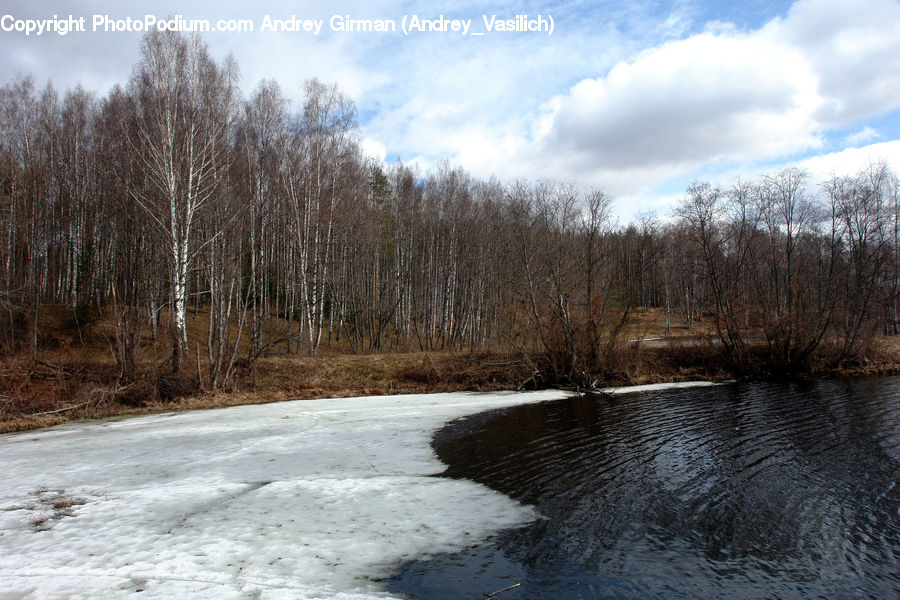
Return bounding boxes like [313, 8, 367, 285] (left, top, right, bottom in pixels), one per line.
[283, 79, 358, 355]
[237, 80, 290, 360]
[127, 31, 237, 373]
[826, 163, 892, 359]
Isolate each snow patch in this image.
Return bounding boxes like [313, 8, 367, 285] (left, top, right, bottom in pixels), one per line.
[0, 390, 571, 599]
[600, 380, 723, 395]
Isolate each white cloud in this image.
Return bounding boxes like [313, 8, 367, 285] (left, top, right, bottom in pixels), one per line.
[359, 136, 387, 162]
[618, 139, 900, 223]
[797, 139, 900, 182]
[535, 30, 822, 171]
[845, 126, 881, 146]
[361, 26, 625, 168]
[775, 0, 900, 125]
[412, 0, 900, 218]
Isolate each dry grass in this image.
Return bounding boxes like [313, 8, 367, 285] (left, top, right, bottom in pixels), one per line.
[620, 307, 718, 340]
[0, 344, 532, 434]
[13, 487, 90, 531]
[2, 304, 898, 434]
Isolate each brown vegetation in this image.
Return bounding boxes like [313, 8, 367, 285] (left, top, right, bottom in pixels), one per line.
[2, 306, 897, 435]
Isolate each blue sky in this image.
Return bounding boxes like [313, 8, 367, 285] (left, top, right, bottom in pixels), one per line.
[2, 0, 899, 222]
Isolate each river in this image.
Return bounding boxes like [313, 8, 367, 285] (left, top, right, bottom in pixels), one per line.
[389, 377, 900, 599]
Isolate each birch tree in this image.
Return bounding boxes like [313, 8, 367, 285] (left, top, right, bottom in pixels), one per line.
[128, 31, 237, 372]
[283, 79, 358, 355]
[237, 80, 289, 360]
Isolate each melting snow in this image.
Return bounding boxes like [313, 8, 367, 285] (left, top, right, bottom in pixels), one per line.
[0, 390, 572, 599]
[600, 380, 723, 395]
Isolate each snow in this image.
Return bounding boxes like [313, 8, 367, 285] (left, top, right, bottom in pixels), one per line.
[599, 380, 724, 395]
[0, 390, 573, 599]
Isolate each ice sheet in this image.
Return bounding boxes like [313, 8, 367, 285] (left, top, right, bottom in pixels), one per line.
[600, 380, 723, 395]
[0, 390, 573, 599]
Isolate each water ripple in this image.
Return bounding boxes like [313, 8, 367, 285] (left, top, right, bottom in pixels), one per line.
[390, 377, 900, 599]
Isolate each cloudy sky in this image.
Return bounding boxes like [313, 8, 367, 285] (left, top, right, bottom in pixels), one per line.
[2, 0, 899, 221]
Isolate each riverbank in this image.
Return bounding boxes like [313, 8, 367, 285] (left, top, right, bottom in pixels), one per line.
[4, 339, 899, 434]
[2, 305, 899, 434]
[0, 351, 525, 434]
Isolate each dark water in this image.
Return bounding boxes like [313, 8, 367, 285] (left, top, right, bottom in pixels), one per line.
[388, 378, 900, 599]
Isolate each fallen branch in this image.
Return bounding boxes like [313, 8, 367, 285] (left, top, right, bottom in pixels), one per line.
[35, 360, 79, 374]
[20, 400, 91, 418]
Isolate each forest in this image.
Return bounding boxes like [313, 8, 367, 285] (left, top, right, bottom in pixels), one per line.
[1, 31, 899, 412]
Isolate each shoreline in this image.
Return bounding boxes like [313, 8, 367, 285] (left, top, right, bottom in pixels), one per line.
[2, 344, 899, 435]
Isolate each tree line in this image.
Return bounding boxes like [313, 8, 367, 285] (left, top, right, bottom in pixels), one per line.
[2, 31, 898, 389]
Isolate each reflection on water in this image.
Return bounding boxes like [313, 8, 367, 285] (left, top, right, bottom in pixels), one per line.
[389, 377, 900, 599]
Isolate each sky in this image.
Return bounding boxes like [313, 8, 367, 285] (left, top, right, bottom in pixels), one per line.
[2, 0, 899, 222]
